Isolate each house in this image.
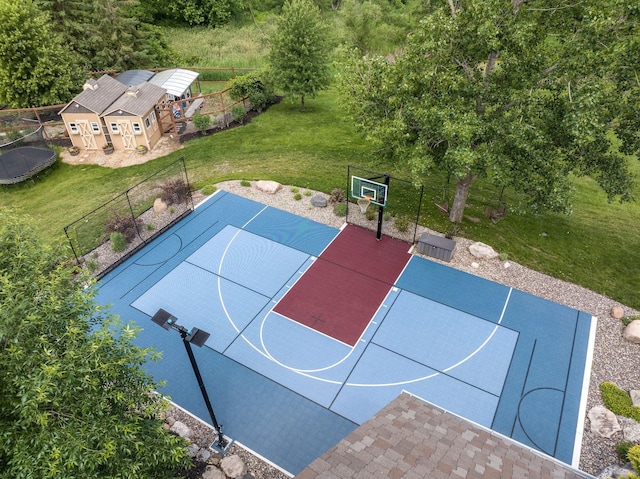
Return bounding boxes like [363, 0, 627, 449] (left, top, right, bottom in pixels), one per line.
[60, 75, 128, 151]
[102, 83, 166, 151]
[60, 74, 167, 152]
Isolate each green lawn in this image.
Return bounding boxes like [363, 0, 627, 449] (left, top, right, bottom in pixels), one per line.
[1, 89, 638, 310]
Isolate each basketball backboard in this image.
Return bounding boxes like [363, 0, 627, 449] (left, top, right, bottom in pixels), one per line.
[350, 175, 388, 207]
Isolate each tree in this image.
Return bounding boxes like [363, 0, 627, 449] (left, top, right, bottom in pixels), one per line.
[269, 0, 331, 109]
[0, 0, 84, 107]
[0, 210, 189, 479]
[340, 0, 640, 222]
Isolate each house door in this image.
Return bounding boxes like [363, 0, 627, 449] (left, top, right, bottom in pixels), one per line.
[118, 121, 137, 150]
[77, 121, 97, 150]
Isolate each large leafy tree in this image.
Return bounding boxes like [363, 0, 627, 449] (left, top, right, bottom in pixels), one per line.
[269, 0, 332, 109]
[0, 0, 84, 107]
[0, 210, 189, 479]
[341, 0, 640, 222]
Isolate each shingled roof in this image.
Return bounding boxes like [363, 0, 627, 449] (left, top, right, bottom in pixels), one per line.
[103, 83, 167, 117]
[295, 392, 595, 479]
[60, 74, 128, 115]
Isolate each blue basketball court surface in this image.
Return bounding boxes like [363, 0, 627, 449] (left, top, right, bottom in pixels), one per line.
[95, 191, 595, 475]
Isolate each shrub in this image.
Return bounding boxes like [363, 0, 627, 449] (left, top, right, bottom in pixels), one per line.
[365, 207, 376, 221]
[600, 382, 640, 422]
[160, 178, 190, 205]
[294, 193, 302, 201]
[629, 445, 640, 474]
[499, 252, 509, 261]
[383, 211, 391, 221]
[110, 232, 126, 252]
[201, 185, 217, 195]
[240, 180, 251, 187]
[229, 69, 276, 109]
[616, 441, 635, 461]
[290, 187, 299, 193]
[333, 203, 347, 217]
[104, 211, 141, 242]
[329, 188, 346, 204]
[232, 104, 247, 124]
[622, 314, 640, 327]
[249, 91, 267, 112]
[304, 190, 312, 197]
[395, 215, 411, 232]
[192, 112, 211, 131]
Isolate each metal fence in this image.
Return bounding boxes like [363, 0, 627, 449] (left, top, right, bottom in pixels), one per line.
[64, 157, 193, 278]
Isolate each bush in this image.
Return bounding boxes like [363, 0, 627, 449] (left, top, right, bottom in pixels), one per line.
[294, 193, 302, 201]
[192, 112, 211, 131]
[232, 104, 247, 124]
[240, 180, 251, 187]
[601, 382, 640, 422]
[616, 441, 636, 461]
[365, 207, 376, 221]
[104, 211, 141, 242]
[395, 215, 411, 232]
[629, 445, 640, 474]
[333, 203, 347, 217]
[229, 69, 276, 110]
[329, 188, 346, 204]
[160, 178, 190, 205]
[110, 232, 126, 252]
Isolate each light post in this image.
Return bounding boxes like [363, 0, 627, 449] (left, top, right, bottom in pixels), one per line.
[151, 308, 231, 452]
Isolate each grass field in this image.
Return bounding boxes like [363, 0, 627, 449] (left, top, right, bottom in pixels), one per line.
[1, 88, 638, 310]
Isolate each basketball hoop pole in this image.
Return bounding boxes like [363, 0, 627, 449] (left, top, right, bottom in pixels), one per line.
[376, 175, 390, 240]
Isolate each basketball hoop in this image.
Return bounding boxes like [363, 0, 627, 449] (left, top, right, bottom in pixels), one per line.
[357, 196, 371, 213]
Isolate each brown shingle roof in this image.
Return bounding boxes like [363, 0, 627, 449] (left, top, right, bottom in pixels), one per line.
[60, 74, 128, 115]
[295, 392, 594, 479]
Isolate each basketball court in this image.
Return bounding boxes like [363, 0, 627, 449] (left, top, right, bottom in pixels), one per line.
[95, 188, 595, 476]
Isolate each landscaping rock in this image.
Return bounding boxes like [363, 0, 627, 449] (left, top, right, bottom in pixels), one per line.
[631, 390, 640, 407]
[623, 320, 640, 344]
[588, 406, 621, 438]
[153, 198, 168, 213]
[220, 454, 247, 478]
[310, 195, 327, 207]
[620, 416, 640, 442]
[468, 242, 499, 259]
[202, 464, 226, 479]
[255, 180, 281, 194]
[611, 306, 625, 319]
[169, 420, 193, 439]
[596, 464, 636, 479]
[186, 443, 200, 457]
[196, 447, 211, 463]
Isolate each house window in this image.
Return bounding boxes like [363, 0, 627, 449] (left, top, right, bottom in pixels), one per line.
[91, 122, 100, 134]
[151, 111, 156, 122]
[132, 122, 142, 134]
[69, 122, 78, 134]
[110, 123, 120, 134]
[145, 117, 151, 129]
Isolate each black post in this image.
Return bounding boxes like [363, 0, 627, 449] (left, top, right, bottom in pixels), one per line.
[376, 175, 390, 241]
[178, 328, 228, 450]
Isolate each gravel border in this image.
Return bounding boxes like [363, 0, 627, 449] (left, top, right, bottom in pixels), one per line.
[178, 181, 639, 477]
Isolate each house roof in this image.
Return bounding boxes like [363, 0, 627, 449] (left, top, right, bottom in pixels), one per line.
[60, 74, 128, 115]
[148, 69, 199, 97]
[103, 83, 167, 117]
[115, 70, 155, 87]
[295, 392, 594, 479]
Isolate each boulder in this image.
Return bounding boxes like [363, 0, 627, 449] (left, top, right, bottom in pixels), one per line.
[186, 443, 200, 457]
[623, 320, 640, 344]
[596, 464, 636, 479]
[255, 180, 281, 194]
[588, 406, 621, 438]
[169, 420, 192, 439]
[611, 306, 625, 319]
[631, 390, 640, 407]
[220, 454, 247, 478]
[620, 416, 640, 443]
[154, 198, 168, 213]
[202, 465, 226, 479]
[196, 447, 211, 463]
[468, 242, 499, 259]
[310, 194, 327, 207]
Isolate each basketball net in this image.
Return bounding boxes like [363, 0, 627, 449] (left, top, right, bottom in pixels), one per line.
[357, 196, 371, 213]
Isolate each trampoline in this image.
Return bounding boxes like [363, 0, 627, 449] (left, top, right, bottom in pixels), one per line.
[0, 126, 57, 184]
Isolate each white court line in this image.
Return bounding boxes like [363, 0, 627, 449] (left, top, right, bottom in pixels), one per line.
[345, 287, 513, 387]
